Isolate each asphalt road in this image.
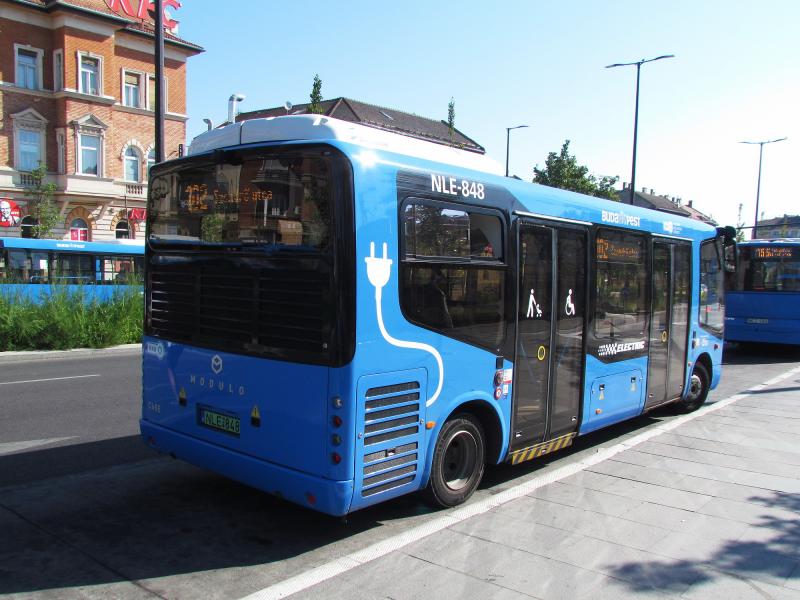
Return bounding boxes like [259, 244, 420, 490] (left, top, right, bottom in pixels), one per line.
[0, 347, 150, 486]
[1, 343, 799, 599]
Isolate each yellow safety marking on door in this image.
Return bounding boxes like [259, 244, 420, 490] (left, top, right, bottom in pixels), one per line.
[537, 345, 547, 361]
[661, 331, 668, 343]
[251, 405, 261, 420]
[509, 433, 576, 465]
[179, 387, 187, 400]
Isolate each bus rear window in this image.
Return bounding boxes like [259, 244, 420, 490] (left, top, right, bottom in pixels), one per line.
[148, 148, 336, 252]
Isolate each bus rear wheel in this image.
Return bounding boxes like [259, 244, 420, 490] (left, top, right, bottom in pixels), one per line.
[676, 362, 710, 413]
[426, 414, 485, 508]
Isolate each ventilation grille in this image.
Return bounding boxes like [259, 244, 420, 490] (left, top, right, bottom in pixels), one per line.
[360, 381, 421, 497]
[147, 257, 332, 361]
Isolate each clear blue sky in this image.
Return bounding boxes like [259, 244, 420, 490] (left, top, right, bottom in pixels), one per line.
[176, 0, 799, 231]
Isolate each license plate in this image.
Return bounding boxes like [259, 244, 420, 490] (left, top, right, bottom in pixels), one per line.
[198, 406, 240, 436]
[746, 318, 769, 325]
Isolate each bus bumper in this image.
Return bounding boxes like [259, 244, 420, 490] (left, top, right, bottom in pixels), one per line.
[140, 420, 355, 516]
[725, 317, 800, 345]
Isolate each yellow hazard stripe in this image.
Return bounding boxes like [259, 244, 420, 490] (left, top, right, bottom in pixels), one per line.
[509, 433, 576, 465]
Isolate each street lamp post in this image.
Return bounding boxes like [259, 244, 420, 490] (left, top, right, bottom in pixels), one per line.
[505, 125, 528, 177]
[739, 138, 787, 239]
[606, 55, 674, 204]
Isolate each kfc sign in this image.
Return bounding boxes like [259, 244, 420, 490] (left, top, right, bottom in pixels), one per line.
[0, 198, 21, 228]
[104, 0, 181, 30]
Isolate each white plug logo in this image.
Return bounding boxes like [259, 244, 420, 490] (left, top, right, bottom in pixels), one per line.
[365, 242, 392, 289]
[365, 241, 444, 407]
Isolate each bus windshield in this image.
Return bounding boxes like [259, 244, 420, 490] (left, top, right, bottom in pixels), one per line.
[733, 245, 800, 292]
[148, 147, 335, 252]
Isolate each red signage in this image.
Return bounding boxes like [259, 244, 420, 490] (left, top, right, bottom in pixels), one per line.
[0, 198, 21, 228]
[104, 0, 181, 30]
[128, 208, 147, 222]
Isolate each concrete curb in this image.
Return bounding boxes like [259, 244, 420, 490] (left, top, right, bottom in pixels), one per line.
[0, 343, 141, 364]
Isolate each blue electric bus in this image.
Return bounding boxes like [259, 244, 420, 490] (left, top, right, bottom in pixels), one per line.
[725, 238, 800, 345]
[141, 115, 735, 515]
[0, 237, 144, 301]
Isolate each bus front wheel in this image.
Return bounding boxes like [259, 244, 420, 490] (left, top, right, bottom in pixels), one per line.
[677, 362, 710, 413]
[426, 414, 485, 508]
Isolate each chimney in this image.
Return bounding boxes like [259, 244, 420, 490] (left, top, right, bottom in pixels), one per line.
[688, 200, 693, 208]
[228, 93, 246, 123]
[642, 186, 647, 193]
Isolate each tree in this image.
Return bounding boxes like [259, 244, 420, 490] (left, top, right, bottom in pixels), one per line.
[447, 98, 455, 140]
[533, 140, 619, 201]
[309, 74, 323, 114]
[23, 165, 60, 238]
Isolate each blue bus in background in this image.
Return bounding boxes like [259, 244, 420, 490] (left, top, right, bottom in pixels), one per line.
[0, 237, 144, 301]
[141, 115, 735, 515]
[725, 238, 800, 345]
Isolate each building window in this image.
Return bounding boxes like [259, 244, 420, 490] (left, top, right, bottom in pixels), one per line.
[147, 148, 156, 174]
[124, 146, 141, 182]
[56, 130, 66, 174]
[80, 134, 101, 175]
[53, 50, 64, 91]
[20, 216, 37, 238]
[71, 114, 107, 177]
[147, 75, 167, 111]
[11, 108, 48, 173]
[18, 129, 42, 172]
[15, 46, 42, 90]
[123, 71, 142, 107]
[115, 220, 131, 239]
[70, 218, 89, 241]
[79, 54, 100, 95]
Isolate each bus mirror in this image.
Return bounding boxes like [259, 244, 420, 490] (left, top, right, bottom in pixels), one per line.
[716, 226, 737, 273]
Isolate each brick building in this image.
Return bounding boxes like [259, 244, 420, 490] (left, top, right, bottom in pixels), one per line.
[0, 0, 201, 240]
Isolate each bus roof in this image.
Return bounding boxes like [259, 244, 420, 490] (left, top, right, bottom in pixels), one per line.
[186, 115, 717, 241]
[739, 238, 800, 246]
[0, 237, 144, 253]
[189, 115, 504, 176]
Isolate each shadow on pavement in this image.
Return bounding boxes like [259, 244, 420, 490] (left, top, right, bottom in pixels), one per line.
[0, 435, 154, 487]
[723, 342, 800, 366]
[0, 411, 670, 597]
[605, 490, 800, 594]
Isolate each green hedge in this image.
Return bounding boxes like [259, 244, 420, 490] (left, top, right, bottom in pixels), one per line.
[0, 286, 143, 351]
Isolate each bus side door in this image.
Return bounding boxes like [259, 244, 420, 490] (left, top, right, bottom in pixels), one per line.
[511, 220, 587, 450]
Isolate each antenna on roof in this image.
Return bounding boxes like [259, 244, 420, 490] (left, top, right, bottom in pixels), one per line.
[284, 101, 293, 114]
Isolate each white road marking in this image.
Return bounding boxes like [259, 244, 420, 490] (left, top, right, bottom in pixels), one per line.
[239, 364, 800, 600]
[0, 374, 101, 386]
[0, 437, 77, 456]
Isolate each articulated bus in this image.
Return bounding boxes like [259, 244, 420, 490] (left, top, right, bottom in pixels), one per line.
[0, 237, 144, 301]
[725, 238, 800, 345]
[141, 115, 735, 515]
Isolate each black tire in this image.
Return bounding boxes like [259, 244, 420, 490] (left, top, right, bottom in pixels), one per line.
[676, 362, 710, 413]
[426, 414, 485, 508]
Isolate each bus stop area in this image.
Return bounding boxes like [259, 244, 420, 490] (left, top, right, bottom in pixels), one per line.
[1, 347, 799, 600]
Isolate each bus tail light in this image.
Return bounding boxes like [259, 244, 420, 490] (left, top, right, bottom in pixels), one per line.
[332, 415, 342, 427]
[331, 452, 342, 465]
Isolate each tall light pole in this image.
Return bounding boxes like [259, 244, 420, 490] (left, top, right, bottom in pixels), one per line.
[606, 54, 674, 204]
[739, 137, 787, 239]
[505, 125, 528, 177]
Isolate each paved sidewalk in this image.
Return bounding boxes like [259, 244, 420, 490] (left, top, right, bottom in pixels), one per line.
[270, 367, 800, 600]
